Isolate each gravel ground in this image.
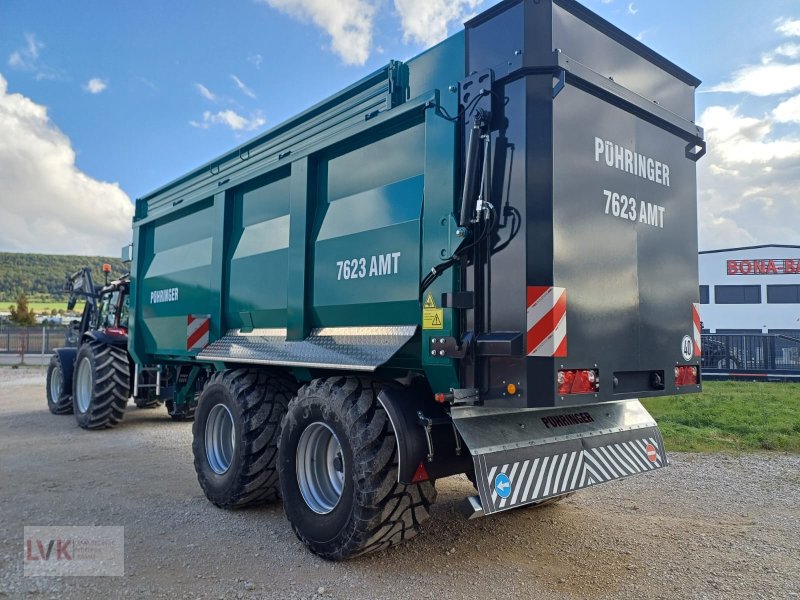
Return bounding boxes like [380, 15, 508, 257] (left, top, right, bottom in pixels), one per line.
[1, 367, 798, 599]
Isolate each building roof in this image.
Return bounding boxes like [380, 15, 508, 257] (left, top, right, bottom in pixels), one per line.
[699, 244, 800, 255]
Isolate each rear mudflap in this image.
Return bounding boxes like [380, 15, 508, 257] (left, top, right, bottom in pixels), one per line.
[451, 400, 666, 516]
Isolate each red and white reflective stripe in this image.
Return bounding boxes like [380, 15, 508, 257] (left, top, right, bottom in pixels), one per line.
[526, 286, 567, 357]
[692, 302, 701, 356]
[187, 315, 210, 352]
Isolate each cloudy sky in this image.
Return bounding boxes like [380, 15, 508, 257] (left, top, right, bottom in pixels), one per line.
[0, 0, 798, 255]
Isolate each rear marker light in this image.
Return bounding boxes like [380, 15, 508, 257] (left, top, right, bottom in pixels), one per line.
[558, 369, 600, 395]
[411, 460, 430, 483]
[675, 365, 699, 386]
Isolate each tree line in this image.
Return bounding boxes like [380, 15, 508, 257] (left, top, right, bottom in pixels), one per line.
[0, 252, 126, 303]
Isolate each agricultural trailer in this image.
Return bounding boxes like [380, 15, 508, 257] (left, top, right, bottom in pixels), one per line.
[126, 0, 705, 559]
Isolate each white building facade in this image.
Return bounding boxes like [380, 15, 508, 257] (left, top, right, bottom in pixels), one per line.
[698, 245, 800, 335]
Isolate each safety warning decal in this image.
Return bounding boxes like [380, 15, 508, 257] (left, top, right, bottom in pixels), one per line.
[494, 472, 512, 499]
[422, 293, 443, 330]
[483, 437, 664, 513]
[645, 443, 658, 463]
[187, 315, 210, 351]
[526, 286, 567, 357]
[692, 302, 701, 356]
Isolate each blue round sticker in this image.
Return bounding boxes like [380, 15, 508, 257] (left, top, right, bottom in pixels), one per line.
[494, 473, 512, 498]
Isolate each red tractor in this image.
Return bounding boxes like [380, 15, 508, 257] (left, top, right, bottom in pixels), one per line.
[45, 265, 192, 428]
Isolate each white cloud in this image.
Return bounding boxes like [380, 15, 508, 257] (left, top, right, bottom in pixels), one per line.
[773, 94, 800, 123]
[84, 78, 107, 94]
[7, 33, 58, 81]
[231, 74, 256, 99]
[8, 33, 42, 69]
[0, 72, 134, 255]
[394, 0, 482, 47]
[190, 109, 266, 131]
[776, 18, 800, 37]
[259, 0, 377, 66]
[194, 83, 216, 101]
[697, 104, 800, 249]
[248, 54, 263, 69]
[773, 42, 800, 60]
[257, 0, 485, 63]
[701, 105, 800, 163]
[627, 3, 637, 16]
[707, 63, 800, 96]
[709, 18, 800, 95]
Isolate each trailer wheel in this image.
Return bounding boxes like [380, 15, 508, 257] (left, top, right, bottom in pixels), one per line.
[134, 397, 161, 409]
[72, 341, 130, 429]
[192, 368, 295, 509]
[46, 354, 72, 415]
[166, 398, 196, 420]
[134, 370, 162, 408]
[278, 377, 437, 560]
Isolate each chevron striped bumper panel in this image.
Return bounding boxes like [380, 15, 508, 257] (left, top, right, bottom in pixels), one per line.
[451, 400, 666, 516]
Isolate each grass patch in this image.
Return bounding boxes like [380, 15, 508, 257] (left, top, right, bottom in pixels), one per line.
[642, 381, 800, 453]
[2, 301, 82, 315]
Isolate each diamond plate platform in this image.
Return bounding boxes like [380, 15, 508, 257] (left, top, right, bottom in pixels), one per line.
[196, 325, 417, 371]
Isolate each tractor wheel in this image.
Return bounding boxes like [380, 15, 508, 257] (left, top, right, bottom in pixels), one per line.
[193, 368, 296, 509]
[72, 341, 130, 429]
[278, 377, 437, 560]
[46, 354, 72, 415]
[134, 396, 161, 409]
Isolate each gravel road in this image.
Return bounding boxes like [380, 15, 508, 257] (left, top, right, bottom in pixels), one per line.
[1, 368, 798, 599]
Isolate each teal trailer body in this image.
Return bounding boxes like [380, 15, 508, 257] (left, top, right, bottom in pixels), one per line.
[129, 38, 465, 392]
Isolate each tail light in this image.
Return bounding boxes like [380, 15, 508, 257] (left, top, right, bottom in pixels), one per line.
[558, 369, 599, 395]
[674, 365, 698, 386]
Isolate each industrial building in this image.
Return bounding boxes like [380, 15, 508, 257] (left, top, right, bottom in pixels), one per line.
[698, 244, 800, 336]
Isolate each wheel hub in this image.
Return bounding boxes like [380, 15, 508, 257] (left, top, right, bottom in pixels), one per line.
[50, 365, 62, 402]
[75, 357, 92, 413]
[205, 404, 235, 474]
[296, 422, 345, 514]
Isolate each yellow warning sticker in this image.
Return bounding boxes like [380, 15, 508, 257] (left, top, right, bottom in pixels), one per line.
[422, 308, 444, 330]
[424, 293, 437, 309]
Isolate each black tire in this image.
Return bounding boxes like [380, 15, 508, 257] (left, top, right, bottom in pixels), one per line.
[72, 341, 130, 429]
[193, 368, 296, 509]
[134, 396, 162, 409]
[166, 398, 196, 420]
[279, 377, 437, 560]
[46, 354, 72, 415]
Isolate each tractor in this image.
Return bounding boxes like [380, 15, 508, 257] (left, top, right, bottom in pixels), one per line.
[45, 264, 197, 428]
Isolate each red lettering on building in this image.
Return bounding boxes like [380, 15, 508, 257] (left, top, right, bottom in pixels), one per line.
[726, 258, 800, 275]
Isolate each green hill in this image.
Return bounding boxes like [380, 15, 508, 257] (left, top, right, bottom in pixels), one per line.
[0, 252, 127, 304]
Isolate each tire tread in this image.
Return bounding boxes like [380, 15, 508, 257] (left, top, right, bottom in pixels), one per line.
[283, 376, 436, 560]
[193, 368, 296, 509]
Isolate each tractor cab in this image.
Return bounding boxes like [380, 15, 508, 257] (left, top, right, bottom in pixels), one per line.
[94, 278, 130, 338]
[64, 264, 129, 345]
